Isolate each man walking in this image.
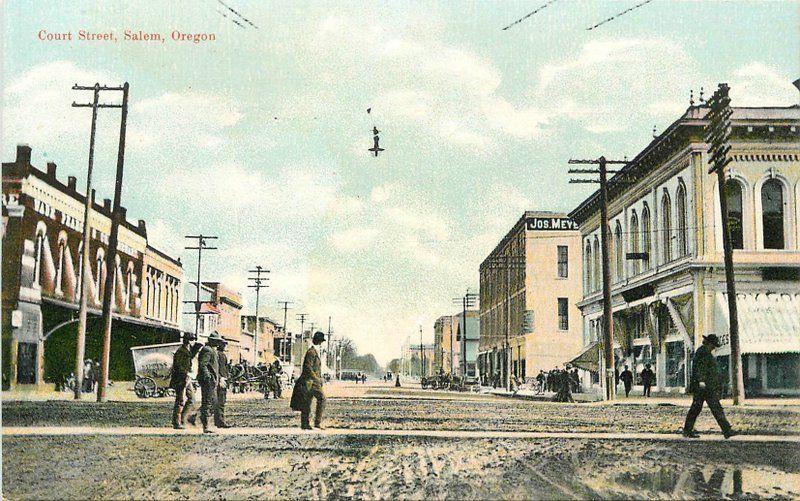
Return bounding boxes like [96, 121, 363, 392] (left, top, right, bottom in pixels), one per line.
[683, 334, 736, 439]
[290, 331, 326, 430]
[169, 332, 197, 429]
[215, 338, 231, 428]
[189, 331, 222, 433]
[640, 363, 655, 398]
[619, 365, 634, 397]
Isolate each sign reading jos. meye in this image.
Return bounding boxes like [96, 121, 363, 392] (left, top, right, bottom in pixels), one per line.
[525, 217, 577, 231]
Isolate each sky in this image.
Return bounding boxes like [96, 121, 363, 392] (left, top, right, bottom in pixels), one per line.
[2, 0, 798, 365]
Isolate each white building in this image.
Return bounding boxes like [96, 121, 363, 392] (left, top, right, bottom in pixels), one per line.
[569, 101, 800, 396]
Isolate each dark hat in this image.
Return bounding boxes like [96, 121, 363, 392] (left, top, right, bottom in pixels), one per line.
[312, 331, 326, 344]
[703, 334, 721, 347]
[182, 331, 197, 342]
[207, 331, 226, 346]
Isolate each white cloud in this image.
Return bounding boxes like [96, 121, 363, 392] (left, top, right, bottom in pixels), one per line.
[728, 62, 798, 106]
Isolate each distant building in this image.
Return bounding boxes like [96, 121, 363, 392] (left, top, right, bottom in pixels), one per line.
[241, 315, 280, 365]
[400, 337, 436, 378]
[456, 310, 480, 378]
[569, 103, 800, 397]
[478, 211, 583, 385]
[196, 282, 242, 360]
[2, 145, 183, 388]
[433, 315, 460, 374]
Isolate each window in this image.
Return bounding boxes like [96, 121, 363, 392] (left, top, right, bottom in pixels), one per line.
[126, 270, 133, 309]
[96, 255, 105, 301]
[558, 298, 569, 330]
[614, 221, 623, 282]
[56, 240, 66, 292]
[557, 245, 568, 278]
[661, 191, 672, 263]
[592, 237, 600, 291]
[584, 242, 592, 293]
[761, 179, 785, 249]
[676, 183, 688, 256]
[34, 232, 45, 286]
[725, 179, 744, 250]
[630, 211, 640, 275]
[642, 204, 652, 269]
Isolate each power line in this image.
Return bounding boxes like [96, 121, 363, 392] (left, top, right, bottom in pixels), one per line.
[247, 265, 269, 365]
[586, 0, 654, 31]
[502, 0, 560, 31]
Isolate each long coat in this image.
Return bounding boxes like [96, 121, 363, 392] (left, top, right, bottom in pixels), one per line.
[169, 344, 193, 390]
[290, 346, 323, 411]
[197, 345, 219, 385]
[689, 344, 720, 394]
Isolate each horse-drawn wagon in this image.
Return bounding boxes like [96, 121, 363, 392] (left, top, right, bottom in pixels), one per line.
[130, 342, 182, 398]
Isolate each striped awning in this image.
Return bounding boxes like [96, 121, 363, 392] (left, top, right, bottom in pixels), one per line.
[715, 292, 800, 354]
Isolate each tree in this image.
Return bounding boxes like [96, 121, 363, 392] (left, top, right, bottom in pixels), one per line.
[387, 358, 401, 373]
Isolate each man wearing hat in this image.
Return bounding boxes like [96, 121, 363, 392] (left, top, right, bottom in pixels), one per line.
[290, 330, 327, 430]
[683, 334, 736, 438]
[214, 337, 232, 428]
[189, 331, 223, 433]
[169, 332, 199, 429]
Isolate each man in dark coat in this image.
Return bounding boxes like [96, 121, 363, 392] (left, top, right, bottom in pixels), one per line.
[214, 339, 231, 428]
[683, 334, 736, 438]
[188, 332, 222, 433]
[640, 363, 655, 397]
[619, 365, 634, 397]
[170, 332, 197, 429]
[290, 331, 326, 430]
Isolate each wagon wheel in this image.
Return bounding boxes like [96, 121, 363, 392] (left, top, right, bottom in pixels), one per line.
[134, 377, 156, 398]
[164, 388, 176, 398]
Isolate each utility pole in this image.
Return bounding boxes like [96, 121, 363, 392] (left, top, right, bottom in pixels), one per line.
[247, 266, 270, 365]
[419, 325, 425, 379]
[296, 313, 308, 363]
[71, 82, 125, 400]
[453, 290, 477, 378]
[705, 83, 744, 405]
[569, 157, 628, 400]
[278, 300, 293, 362]
[183, 235, 218, 341]
[95, 82, 129, 403]
[326, 316, 332, 368]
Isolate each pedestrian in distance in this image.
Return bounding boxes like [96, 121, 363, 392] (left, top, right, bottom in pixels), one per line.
[214, 339, 231, 428]
[619, 365, 634, 397]
[188, 331, 223, 434]
[395, 374, 401, 387]
[683, 334, 737, 439]
[169, 332, 198, 429]
[290, 331, 327, 430]
[641, 363, 655, 397]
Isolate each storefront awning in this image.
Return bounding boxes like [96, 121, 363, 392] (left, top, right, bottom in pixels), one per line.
[715, 292, 800, 354]
[569, 342, 600, 372]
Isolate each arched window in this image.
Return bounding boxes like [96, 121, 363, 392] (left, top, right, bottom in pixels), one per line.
[761, 179, 785, 249]
[145, 277, 151, 316]
[642, 204, 652, 270]
[676, 183, 688, 256]
[95, 254, 105, 301]
[592, 237, 600, 291]
[76, 243, 84, 296]
[661, 191, 672, 263]
[614, 221, 623, 282]
[725, 179, 744, 250]
[630, 211, 640, 275]
[55, 239, 66, 292]
[157, 282, 162, 319]
[585, 241, 593, 293]
[34, 232, 45, 286]
[126, 269, 133, 310]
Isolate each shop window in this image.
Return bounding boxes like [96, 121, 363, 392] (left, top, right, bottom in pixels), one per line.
[725, 179, 744, 249]
[761, 179, 785, 249]
[665, 340, 685, 387]
[766, 354, 800, 389]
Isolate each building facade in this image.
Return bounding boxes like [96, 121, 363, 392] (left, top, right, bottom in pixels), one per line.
[570, 104, 800, 396]
[433, 315, 460, 374]
[478, 211, 583, 385]
[241, 315, 281, 365]
[455, 310, 480, 379]
[2, 145, 183, 388]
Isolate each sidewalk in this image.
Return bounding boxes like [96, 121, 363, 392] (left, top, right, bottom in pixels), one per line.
[485, 387, 800, 409]
[4, 425, 799, 442]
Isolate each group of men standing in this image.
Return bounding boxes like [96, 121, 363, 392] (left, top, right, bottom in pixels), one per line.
[169, 331, 231, 433]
